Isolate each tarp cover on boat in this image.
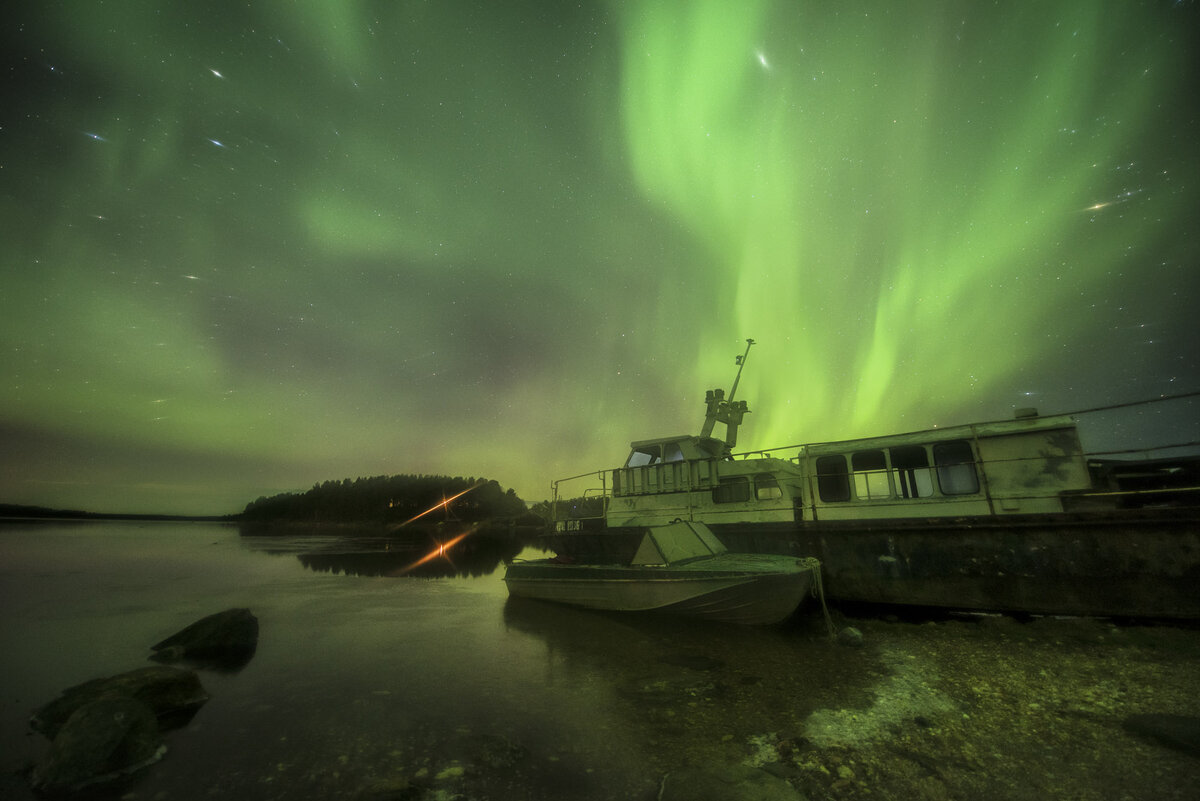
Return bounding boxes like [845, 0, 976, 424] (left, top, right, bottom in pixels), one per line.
[630, 521, 727, 565]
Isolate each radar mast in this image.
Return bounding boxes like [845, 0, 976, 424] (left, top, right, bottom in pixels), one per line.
[700, 338, 754, 453]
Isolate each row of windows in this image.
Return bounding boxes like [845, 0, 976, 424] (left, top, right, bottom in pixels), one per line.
[709, 440, 981, 505]
[815, 440, 979, 502]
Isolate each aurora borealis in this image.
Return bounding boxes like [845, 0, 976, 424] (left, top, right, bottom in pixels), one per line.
[2, 1, 1197, 515]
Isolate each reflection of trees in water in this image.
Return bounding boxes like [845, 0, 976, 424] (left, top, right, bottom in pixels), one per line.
[295, 528, 536, 578]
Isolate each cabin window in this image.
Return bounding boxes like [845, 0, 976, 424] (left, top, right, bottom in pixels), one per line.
[815, 456, 851, 502]
[754, 473, 782, 501]
[626, 446, 660, 467]
[890, 445, 934, 498]
[712, 476, 751, 504]
[663, 442, 684, 462]
[852, 450, 891, 499]
[933, 440, 980, 495]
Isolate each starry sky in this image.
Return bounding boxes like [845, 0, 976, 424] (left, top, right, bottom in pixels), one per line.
[2, 1, 1198, 515]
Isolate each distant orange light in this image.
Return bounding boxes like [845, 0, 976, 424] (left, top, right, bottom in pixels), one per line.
[393, 482, 484, 529]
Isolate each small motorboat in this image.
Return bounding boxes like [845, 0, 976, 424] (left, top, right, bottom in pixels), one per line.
[503, 520, 817, 625]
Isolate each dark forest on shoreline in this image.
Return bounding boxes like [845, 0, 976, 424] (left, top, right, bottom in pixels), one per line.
[2, 473, 544, 528]
[239, 474, 534, 526]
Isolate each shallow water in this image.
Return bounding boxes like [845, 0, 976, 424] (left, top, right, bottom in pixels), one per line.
[0, 521, 861, 800]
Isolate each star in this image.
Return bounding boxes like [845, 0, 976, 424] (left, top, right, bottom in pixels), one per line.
[0, 0, 1194, 518]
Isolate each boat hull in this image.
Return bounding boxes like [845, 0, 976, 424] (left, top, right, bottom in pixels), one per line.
[545, 511, 1200, 619]
[503, 554, 814, 625]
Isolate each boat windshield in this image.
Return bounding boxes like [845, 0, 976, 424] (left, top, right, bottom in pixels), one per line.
[626, 441, 685, 467]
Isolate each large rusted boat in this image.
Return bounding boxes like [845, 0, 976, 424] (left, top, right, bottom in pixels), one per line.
[546, 340, 1200, 618]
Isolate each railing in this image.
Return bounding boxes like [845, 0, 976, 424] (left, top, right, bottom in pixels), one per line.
[550, 470, 610, 525]
[548, 444, 1200, 524]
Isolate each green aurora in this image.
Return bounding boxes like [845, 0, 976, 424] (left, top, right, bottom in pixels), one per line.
[2, 1, 1197, 514]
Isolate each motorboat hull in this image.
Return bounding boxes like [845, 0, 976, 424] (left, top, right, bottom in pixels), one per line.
[503, 553, 815, 625]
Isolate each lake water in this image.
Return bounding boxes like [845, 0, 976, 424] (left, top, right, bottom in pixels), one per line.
[0, 521, 866, 800]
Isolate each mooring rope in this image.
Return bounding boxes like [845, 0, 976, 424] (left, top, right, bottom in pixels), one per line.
[797, 556, 836, 639]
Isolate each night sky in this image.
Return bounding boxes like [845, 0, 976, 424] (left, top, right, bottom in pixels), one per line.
[3, 1, 1198, 515]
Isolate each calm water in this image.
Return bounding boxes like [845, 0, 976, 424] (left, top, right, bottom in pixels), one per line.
[0, 521, 860, 800]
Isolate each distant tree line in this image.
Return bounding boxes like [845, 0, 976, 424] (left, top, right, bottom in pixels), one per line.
[240, 474, 531, 524]
[0, 503, 230, 522]
[528, 495, 607, 522]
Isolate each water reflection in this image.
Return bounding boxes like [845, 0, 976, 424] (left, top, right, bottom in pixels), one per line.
[501, 593, 839, 676]
[498, 592, 881, 787]
[238, 524, 545, 578]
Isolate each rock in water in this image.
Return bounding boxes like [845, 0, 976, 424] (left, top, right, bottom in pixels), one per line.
[31, 696, 165, 794]
[658, 766, 806, 801]
[31, 666, 208, 739]
[1122, 713, 1200, 757]
[150, 607, 258, 668]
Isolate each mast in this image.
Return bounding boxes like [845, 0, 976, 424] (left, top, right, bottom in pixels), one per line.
[728, 338, 755, 404]
[700, 338, 754, 453]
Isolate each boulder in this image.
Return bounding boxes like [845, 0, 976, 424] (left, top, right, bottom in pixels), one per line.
[150, 608, 258, 669]
[30, 695, 165, 794]
[837, 626, 864, 648]
[1122, 713, 1200, 757]
[658, 766, 807, 801]
[31, 666, 208, 739]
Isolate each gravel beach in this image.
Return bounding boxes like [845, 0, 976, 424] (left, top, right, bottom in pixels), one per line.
[708, 614, 1200, 800]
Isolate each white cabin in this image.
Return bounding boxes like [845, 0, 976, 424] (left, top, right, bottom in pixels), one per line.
[594, 412, 1093, 529]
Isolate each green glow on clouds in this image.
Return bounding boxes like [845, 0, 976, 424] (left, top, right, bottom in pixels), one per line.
[615, 0, 1194, 447]
[0, 1, 1195, 513]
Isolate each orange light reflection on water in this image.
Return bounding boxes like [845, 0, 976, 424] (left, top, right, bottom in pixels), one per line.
[385, 481, 486, 575]
[394, 526, 476, 576]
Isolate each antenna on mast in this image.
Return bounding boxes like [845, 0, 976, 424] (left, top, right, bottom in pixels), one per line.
[700, 338, 755, 453]
[728, 338, 755, 403]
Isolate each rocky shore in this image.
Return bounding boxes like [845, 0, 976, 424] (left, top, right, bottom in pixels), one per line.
[645, 613, 1200, 801]
[23, 609, 257, 795]
[320, 612, 1200, 801]
[13, 602, 1197, 800]
[191, 611, 1199, 801]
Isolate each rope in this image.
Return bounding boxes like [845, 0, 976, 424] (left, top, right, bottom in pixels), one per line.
[733, 389, 1200, 461]
[1064, 389, 1200, 418]
[798, 556, 836, 639]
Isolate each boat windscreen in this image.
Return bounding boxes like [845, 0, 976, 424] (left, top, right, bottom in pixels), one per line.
[631, 521, 727, 565]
